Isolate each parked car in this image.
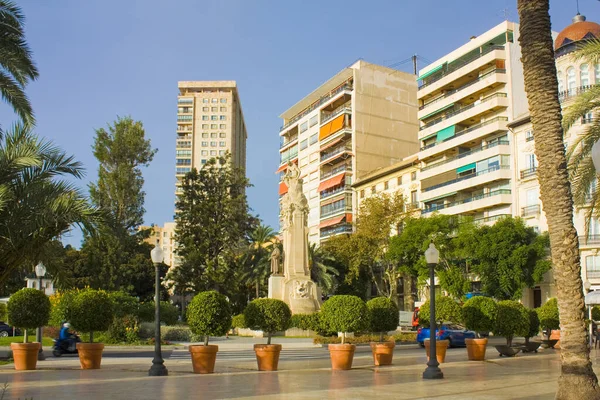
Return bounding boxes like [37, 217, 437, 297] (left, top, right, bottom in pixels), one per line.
[0, 322, 20, 337]
[417, 323, 476, 347]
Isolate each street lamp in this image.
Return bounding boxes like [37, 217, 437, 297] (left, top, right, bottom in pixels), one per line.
[35, 262, 46, 360]
[148, 244, 168, 376]
[423, 243, 443, 380]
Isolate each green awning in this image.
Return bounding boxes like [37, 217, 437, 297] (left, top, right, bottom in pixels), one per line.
[421, 103, 455, 120]
[421, 131, 438, 141]
[424, 192, 457, 203]
[436, 125, 456, 143]
[457, 162, 476, 174]
[418, 64, 444, 81]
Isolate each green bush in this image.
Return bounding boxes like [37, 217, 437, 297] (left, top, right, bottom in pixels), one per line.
[7, 288, 51, 343]
[68, 288, 114, 343]
[244, 298, 291, 344]
[527, 308, 540, 340]
[494, 300, 529, 346]
[138, 301, 179, 325]
[187, 291, 232, 345]
[418, 297, 462, 327]
[231, 314, 247, 329]
[162, 326, 191, 342]
[593, 305, 600, 321]
[290, 313, 317, 331]
[461, 296, 497, 336]
[108, 291, 139, 318]
[0, 303, 7, 321]
[536, 298, 559, 339]
[320, 295, 369, 344]
[366, 297, 399, 341]
[49, 289, 79, 327]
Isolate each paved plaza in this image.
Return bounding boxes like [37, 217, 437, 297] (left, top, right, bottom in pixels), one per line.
[0, 337, 593, 399]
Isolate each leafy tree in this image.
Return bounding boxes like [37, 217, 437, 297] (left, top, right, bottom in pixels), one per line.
[461, 296, 497, 337]
[0, 1, 39, 124]
[308, 243, 340, 295]
[172, 155, 254, 294]
[494, 300, 529, 347]
[367, 297, 399, 342]
[320, 295, 369, 344]
[8, 288, 50, 342]
[537, 297, 560, 340]
[418, 297, 462, 327]
[244, 298, 291, 345]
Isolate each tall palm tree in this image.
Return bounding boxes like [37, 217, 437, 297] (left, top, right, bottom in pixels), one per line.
[308, 243, 339, 295]
[0, 123, 97, 285]
[517, 1, 600, 397]
[240, 224, 276, 298]
[0, 1, 39, 125]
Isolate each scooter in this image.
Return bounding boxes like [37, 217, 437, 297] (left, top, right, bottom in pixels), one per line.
[52, 335, 81, 357]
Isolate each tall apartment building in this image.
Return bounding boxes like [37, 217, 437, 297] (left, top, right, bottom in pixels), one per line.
[140, 222, 178, 267]
[176, 81, 248, 195]
[417, 22, 527, 223]
[277, 60, 419, 244]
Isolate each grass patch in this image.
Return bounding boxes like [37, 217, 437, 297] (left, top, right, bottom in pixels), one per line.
[0, 336, 53, 346]
[0, 360, 13, 365]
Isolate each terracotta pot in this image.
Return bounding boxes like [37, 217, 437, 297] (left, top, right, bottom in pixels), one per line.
[465, 338, 488, 361]
[370, 342, 395, 366]
[328, 343, 356, 370]
[189, 344, 218, 374]
[11, 342, 40, 370]
[254, 344, 282, 371]
[550, 330, 561, 349]
[76, 343, 104, 369]
[424, 339, 449, 363]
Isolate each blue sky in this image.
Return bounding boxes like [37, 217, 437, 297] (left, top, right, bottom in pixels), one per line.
[8, 0, 600, 247]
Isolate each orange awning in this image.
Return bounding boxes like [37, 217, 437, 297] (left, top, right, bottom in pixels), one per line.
[317, 173, 345, 192]
[319, 215, 345, 229]
[346, 213, 353, 223]
[319, 137, 344, 152]
[279, 182, 288, 196]
[319, 114, 345, 141]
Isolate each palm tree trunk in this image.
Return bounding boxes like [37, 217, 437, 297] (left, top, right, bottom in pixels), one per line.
[256, 281, 259, 299]
[517, 1, 600, 398]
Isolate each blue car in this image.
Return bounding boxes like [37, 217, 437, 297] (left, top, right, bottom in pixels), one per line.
[417, 324, 477, 347]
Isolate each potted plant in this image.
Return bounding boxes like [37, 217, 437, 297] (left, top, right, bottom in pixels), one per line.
[69, 288, 114, 369]
[536, 298, 560, 348]
[418, 297, 461, 363]
[7, 288, 51, 370]
[494, 300, 529, 357]
[366, 297, 399, 366]
[461, 296, 497, 361]
[320, 295, 369, 370]
[518, 309, 541, 353]
[186, 291, 232, 374]
[244, 298, 291, 371]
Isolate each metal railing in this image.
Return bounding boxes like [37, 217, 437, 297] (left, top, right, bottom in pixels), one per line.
[472, 214, 511, 224]
[280, 136, 298, 149]
[421, 140, 509, 172]
[520, 167, 537, 179]
[422, 165, 510, 193]
[178, 99, 193, 104]
[320, 224, 353, 238]
[321, 105, 352, 125]
[280, 83, 353, 132]
[582, 117, 596, 124]
[419, 69, 507, 111]
[526, 135, 534, 142]
[321, 145, 352, 162]
[420, 116, 508, 151]
[321, 164, 352, 180]
[320, 184, 351, 199]
[422, 189, 511, 214]
[558, 85, 598, 102]
[321, 205, 352, 219]
[418, 45, 505, 90]
[420, 93, 508, 131]
[521, 204, 540, 217]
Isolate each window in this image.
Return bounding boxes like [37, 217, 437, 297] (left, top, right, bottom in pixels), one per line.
[211, 107, 218, 112]
[526, 188, 538, 205]
[212, 98, 218, 103]
[596, 65, 600, 83]
[202, 124, 209, 129]
[176, 159, 191, 165]
[201, 159, 207, 164]
[300, 122, 308, 133]
[411, 171, 417, 181]
[201, 150, 208, 156]
[309, 115, 318, 127]
[220, 124, 226, 129]
[202, 115, 209, 121]
[220, 98, 227, 103]
[309, 134, 318, 145]
[310, 171, 318, 181]
[300, 139, 308, 150]
[557, 71, 564, 93]
[210, 141, 217, 147]
[586, 255, 600, 277]
[526, 154, 537, 169]
[567, 67, 576, 92]
[525, 130, 534, 141]
[219, 141, 226, 147]
[210, 150, 217, 156]
[176, 167, 191, 174]
[211, 133, 217, 138]
[211, 115, 218, 121]
[581, 64, 590, 86]
[211, 124, 218, 129]
[371, 186, 376, 195]
[589, 217, 600, 236]
[219, 150, 226, 155]
[201, 141, 208, 147]
[202, 133, 209, 138]
[360, 190, 365, 199]
[220, 115, 226, 120]
[176, 150, 191, 157]
[384, 181, 389, 190]
[299, 156, 308, 167]
[220, 107, 227, 112]
[219, 132, 226, 138]
[411, 190, 418, 205]
[203, 99, 209, 103]
[397, 177, 402, 186]
[202, 107, 209, 112]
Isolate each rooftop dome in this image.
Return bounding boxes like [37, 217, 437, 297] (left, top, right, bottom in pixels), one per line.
[555, 14, 600, 54]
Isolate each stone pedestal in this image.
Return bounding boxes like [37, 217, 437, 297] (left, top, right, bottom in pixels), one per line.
[283, 277, 320, 314]
[268, 275, 284, 300]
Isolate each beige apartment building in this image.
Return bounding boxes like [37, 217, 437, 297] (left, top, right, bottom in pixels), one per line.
[140, 222, 178, 267]
[176, 81, 247, 196]
[277, 60, 419, 244]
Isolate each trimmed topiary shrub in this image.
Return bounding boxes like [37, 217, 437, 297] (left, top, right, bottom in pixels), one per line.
[320, 295, 369, 344]
[461, 296, 497, 337]
[366, 297, 399, 342]
[526, 308, 540, 343]
[536, 298, 559, 340]
[138, 301, 179, 326]
[244, 298, 291, 345]
[68, 289, 114, 343]
[593, 305, 600, 322]
[418, 297, 462, 327]
[494, 300, 529, 346]
[187, 291, 232, 346]
[231, 314, 247, 329]
[8, 288, 51, 343]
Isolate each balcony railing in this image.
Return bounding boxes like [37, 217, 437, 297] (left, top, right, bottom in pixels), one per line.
[583, 235, 600, 245]
[586, 270, 600, 278]
[321, 164, 352, 180]
[321, 205, 352, 219]
[420, 116, 508, 151]
[520, 167, 537, 179]
[526, 135, 534, 142]
[472, 214, 511, 224]
[422, 165, 510, 193]
[418, 45, 505, 90]
[178, 98, 193, 104]
[280, 136, 298, 149]
[321, 146, 352, 162]
[280, 83, 353, 132]
[320, 224, 353, 238]
[582, 117, 596, 124]
[521, 204, 540, 217]
[419, 68, 507, 111]
[420, 93, 507, 131]
[422, 189, 511, 214]
[422, 140, 509, 172]
[321, 105, 352, 125]
[320, 184, 351, 199]
[558, 85, 598, 102]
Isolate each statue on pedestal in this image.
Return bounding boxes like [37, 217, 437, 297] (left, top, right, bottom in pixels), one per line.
[270, 246, 282, 276]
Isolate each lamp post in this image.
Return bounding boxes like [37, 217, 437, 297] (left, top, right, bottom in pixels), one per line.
[148, 244, 168, 376]
[585, 280, 593, 349]
[35, 262, 46, 360]
[423, 243, 443, 380]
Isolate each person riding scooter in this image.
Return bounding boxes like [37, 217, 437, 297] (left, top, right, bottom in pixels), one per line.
[53, 322, 80, 356]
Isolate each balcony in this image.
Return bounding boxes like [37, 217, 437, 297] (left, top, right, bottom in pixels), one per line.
[423, 189, 511, 214]
[587, 270, 600, 279]
[321, 145, 352, 163]
[422, 140, 509, 172]
[321, 205, 352, 219]
[321, 164, 352, 180]
[320, 224, 353, 239]
[582, 235, 600, 245]
[280, 135, 298, 150]
[178, 98, 193, 104]
[321, 105, 352, 125]
[472, 214, 511, 224]
[559, 85, 598, 102]
[420, 93, 507, 131]
[320, 184, 351, 200]
[422, 165, 510, 193]
[521, 204, 540, 217]
[520, 167, 537, 179]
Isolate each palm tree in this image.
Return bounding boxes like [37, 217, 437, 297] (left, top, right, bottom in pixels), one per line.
[0, 1, 39, 125]
[517, 1, 600, 397]
[308, 243, 339, 295]
[0, 123, 97, 285]
[240, 224, 276, 298]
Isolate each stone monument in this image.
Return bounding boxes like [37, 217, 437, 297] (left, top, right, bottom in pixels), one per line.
[268, 162, 321, 314]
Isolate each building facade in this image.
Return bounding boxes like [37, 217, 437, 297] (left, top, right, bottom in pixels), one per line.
[140, 222, 178, 268]
[277, 60, 420, 244]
